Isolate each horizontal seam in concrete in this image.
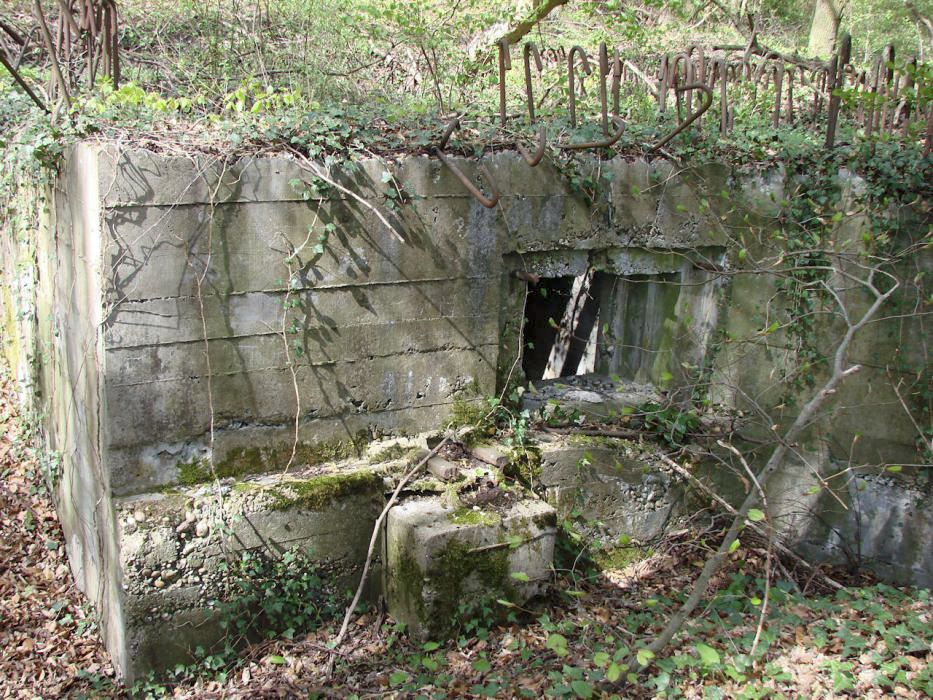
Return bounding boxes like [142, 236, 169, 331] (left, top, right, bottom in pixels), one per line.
[109, 274, 497, 304]
[104, 313, 499, 350]
[103, 192, 576, 208]
[106, 398, 486, 454]
[105, 343, 500, 387]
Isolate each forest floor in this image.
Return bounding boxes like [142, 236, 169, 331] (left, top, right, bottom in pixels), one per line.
[1, 366, 932, 699]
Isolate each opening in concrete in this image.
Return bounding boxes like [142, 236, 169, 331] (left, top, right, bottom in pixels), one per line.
[522, 272, 606, 380]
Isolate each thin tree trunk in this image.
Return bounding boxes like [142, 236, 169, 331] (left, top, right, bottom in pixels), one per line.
[807, 0, 845, 59]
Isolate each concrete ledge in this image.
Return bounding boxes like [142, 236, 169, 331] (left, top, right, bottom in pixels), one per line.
[113, 463, 387, 678]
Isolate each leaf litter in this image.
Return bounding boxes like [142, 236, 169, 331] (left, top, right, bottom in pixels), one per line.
[0, 363, 930, 698]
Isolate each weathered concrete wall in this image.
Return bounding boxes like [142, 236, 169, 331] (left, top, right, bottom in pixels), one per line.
[3, 141, 929, 679]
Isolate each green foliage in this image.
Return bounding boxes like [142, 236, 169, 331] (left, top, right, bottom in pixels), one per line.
[214, 547, 341, 643]
[635, 401, 701, 447]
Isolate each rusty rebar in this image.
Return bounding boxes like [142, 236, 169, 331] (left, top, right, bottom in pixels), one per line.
[523, 42, 543, 124]
[598, 42, 610, 136]
[436, 119, 499, 209]
[899, 57, 917, 138]
[923, 101, 932, 156]
[516, 125, 547, 166]
[567, 45, 591, 128]
[658, 54, 671, 113]
[610, 46, 622, 116]
[498, 39, 511, 127]
[0, 46, 49, 112]
[558, 115, 625, 150]
[825, 33, 851, 149]
[33, 0, 70, 107]
[650, 84, 713, 151]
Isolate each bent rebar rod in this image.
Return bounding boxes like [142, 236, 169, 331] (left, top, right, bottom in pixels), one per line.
[436, 118, 500, 209]
[498, 39, 511, 127]
[558, 115, 626, 150]
[516, 125, 547, 166]
[523, 42, 543, 124]
[650, 83, 713, 152]
[567, 45, 591, 128]
[598, 42, 610, 136]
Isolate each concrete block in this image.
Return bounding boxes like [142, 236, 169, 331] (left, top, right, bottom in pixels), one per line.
[536, 434, 682, 541]
[385, 496, 556, 639]
[113, 464, 386, 679]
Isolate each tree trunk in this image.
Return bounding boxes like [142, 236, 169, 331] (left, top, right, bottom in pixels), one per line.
[807, 0, 845, 58]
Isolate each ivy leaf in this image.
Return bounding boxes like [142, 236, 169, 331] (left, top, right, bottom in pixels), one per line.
[606, 662, 622, 681]
[592, 651, 610, 668]
[389, 670, 409, 685]
[266, 655, 286, 665]
[546, 633, 569, 656]
[472, 658, 492, 672]
[747, 508, 765, 522]
[636, 648, 655, 666]
[696, 643, 720, 666]
[422, 641, 440, 651]
[570, 680, 593, 698]
[728, 539, 741, 553]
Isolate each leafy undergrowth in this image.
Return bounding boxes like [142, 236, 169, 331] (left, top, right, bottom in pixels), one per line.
[115, 532, 932, 699]
[1, 359, 931, 699]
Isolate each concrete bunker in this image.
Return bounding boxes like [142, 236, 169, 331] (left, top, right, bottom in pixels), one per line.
[3, 144, 930, 680]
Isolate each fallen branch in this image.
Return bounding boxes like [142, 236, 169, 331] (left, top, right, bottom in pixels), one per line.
[658, 453, 842, 590]
[0, 46, 48, 112]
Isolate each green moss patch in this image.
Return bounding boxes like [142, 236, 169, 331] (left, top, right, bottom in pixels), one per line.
[428, 539, 511, 634]
[448, 507, 501, 526]
[565, 434, 633, 449]
[269, 470, 383, 511]
[177, 459, 212, 486]
[176, 439, 365, 487]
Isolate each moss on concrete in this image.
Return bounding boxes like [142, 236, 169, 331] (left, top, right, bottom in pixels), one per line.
[176, 459, 212, 486]
[394, 547, 426, 619]
[565, 434, 633, 449]
[370, 443, 418, 463]
[270, 470, 383, 511]
[430, 539, 511, 632]
[447, 397, 487, 429]
[448, 507, 500, 526]
[506, 446, 542, 485]
[176, 439, 365, 487]
[391, 532, 514, 638]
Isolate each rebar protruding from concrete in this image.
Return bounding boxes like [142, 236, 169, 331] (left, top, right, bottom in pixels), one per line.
[598, 42, 610, 136]
[558, 115, 626, 150]
[567, 45, 591, 128]
[435, 118, 500, 209]
[650, 83, 713, 152]
[498, 39, 511, 127]
[825, 33, 851, 149]
[523, 42, 543, 124]
[516, 125, 547, 166]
